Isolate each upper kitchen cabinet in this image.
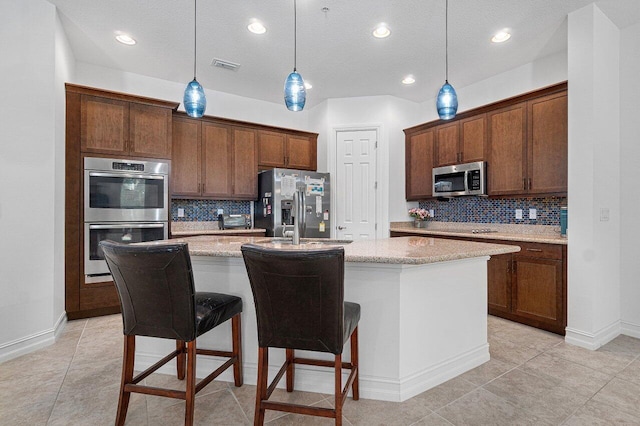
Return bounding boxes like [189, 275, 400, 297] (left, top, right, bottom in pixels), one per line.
[487, 102, 528, 195]
[405, 128, 435, 200]
[257, 130, 318, 171]
[488, 88, 567, 196]
[434, 114, 487, 167]
[527, 92, 568, 195]
[71, 84, 178, 159]
[171, 115, 258, 200]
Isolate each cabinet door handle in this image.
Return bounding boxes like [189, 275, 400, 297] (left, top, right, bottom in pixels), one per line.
[526, 248, 543, 252]
[523, 178, 527, 190]
[528, 178, 532, 190]
[507, 260, 512, 273]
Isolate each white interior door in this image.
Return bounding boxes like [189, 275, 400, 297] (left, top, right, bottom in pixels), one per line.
[335, 129, 377, 240]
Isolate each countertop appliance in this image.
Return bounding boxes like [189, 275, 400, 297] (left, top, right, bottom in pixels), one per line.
[255, 168, 330, 238]
[433, 161, 486, 197]
[83, 157, 169, 283]
[218, 214, 251, 229]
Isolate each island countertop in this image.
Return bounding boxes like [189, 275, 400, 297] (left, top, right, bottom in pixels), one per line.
[160, 235, 520, 265]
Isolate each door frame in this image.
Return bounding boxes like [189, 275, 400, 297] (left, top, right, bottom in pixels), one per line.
[329, 124, 387, 239]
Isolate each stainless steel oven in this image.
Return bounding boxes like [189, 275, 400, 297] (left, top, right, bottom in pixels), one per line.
[84, 157, 169, 222]
[84, 222, 168, 283]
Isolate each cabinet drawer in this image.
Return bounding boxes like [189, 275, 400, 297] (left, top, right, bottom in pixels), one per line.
[516, 242, 562, 260]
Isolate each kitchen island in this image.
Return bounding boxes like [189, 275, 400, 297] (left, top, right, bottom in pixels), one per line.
[136, 236, 519, 402]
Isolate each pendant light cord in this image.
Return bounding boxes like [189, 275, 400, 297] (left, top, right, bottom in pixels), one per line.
[293, 0, 297, 72]
[445, 0, 449, 83]
[193, 0, 197, 80]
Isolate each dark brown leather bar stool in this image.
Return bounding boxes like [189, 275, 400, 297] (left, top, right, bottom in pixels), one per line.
[241, 244, 360, 426]
[100, 240, 243, 426]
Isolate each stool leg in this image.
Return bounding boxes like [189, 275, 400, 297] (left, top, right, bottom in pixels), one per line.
[255, 347, 268, 426]
[351, 326, 359, 400]
[176, 340, 186, 380]
[232, 314, 243, 387]
[334, 354, 343, 426]
[184, 340, 197, 426]
[116, 335, 135, 426]
[286, 348, 295, 392]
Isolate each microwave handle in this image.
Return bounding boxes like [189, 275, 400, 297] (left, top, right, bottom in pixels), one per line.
[88, 172, 164, 180]
[464, 170, 471, 193]
[89, 223, 165, 230]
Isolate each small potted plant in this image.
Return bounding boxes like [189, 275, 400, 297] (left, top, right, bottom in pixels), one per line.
[409, 208, 432, 228]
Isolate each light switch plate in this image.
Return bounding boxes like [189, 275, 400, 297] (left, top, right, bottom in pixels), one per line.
[515, 209, 523, 220]
[429, 209, 434, 217]
[177, 208, 185, 218]
[600, 208, 610, 221]
[217, 208, 224, 215]
[529, 208, 537, 219]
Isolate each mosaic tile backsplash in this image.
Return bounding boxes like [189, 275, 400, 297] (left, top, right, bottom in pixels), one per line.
[418, 197, 566, 226]
[172, 199, 251, 222]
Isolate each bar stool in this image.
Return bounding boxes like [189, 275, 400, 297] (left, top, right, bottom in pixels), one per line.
[100, 240, 243, 426]
[241, 244, 360, 426]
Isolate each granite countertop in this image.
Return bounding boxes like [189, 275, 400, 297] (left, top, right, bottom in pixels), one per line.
[170, 221, 266, 236]
[390, 222, 568, 245]
[149, 235, 520, 265]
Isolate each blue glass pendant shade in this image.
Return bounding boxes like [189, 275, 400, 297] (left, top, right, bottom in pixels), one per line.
[284, 71, 306, 111]
[183, 78, 206, 118]
[436, 81, 458, 120]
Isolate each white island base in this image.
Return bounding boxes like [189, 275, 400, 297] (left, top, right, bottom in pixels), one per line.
[135, 253, 489, 402]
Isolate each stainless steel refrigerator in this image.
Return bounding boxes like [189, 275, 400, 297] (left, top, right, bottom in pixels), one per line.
[255, 168, 331, 238]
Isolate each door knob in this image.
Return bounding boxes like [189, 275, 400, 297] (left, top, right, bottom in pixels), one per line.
[337, 226, 347, 230]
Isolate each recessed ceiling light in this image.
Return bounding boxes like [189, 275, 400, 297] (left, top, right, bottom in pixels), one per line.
[372, 23, 391, 39]
[304, 81, 312, 90]
[248, 20, 266, 35]
[491, 30, 511, 43]
[115, 33, 136, 45]
[402, 76, 416, 85]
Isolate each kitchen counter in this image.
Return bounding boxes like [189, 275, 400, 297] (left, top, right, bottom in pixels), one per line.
[390, 221, 568, 245]
[166, 234, 520, 264]
[136, 235, 519, 402]
[170, 221, 266, 237]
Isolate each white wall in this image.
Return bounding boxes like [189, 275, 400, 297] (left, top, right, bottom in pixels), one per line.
[0, 0, 69, 361]
[74, 63, 310, 132]
[620, 21, 640, 337]
[566, 4, 621, 349]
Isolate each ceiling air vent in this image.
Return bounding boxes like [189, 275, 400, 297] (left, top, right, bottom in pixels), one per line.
[211, 58, 241, 71]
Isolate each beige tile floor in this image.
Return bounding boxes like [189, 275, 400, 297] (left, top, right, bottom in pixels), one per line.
[2, 315, 640, 425]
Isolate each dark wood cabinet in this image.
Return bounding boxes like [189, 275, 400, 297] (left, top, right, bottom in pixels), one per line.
[487, 103, 527, 195]
[487, 91, 567, 196]
[257, 130, 317, 171]
[487, 253, 512, 315]
[405, 129, 435, 200]
[434, 115, 487, 167]
[390, 230, 567, 335]
[404, 82, 567, 199]
[66, 84, 180, 319]
[527, 92, 568, 195]
[171, 116, 258, 200]
[80, 93, 173, 159]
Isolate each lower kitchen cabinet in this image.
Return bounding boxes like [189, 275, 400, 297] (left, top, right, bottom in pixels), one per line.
[390, 231, 567, 335]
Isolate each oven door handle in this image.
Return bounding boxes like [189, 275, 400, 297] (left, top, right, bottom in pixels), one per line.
[88, 172, 165, 180]
[88, 223, 166, 230]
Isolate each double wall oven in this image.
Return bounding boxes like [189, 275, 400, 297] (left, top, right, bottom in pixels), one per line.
[84, 157, 169, 283]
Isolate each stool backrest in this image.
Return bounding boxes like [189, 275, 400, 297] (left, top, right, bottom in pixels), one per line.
[100, 240, 197, 342]
[241, 244, 346, 354]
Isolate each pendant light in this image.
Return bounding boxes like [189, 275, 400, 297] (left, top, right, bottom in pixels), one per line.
[183, 0, 206, 118]
[284, 0, 306, 111]
[436, 0, 458, 120]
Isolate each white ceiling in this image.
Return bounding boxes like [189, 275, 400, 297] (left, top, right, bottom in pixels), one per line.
[48, 0, 640, 108]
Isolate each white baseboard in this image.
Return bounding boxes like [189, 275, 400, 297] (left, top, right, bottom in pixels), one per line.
[565, 320, 621, 350]
[0, 312, 67, 363]
[621, 321, 640, 339]
[135, 343, 490, 402]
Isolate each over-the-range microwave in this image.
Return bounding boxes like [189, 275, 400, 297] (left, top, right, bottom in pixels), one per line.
[432, 161, 487, 197]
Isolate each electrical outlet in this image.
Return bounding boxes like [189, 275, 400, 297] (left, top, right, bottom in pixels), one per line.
[600, 208, 610, 222]
[177, 208, 185, 218]
[429, 209, 434, 217]
[529, 208, 537, 219]
[515, 209, 523, 220]
[217, 208, 224, 215]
